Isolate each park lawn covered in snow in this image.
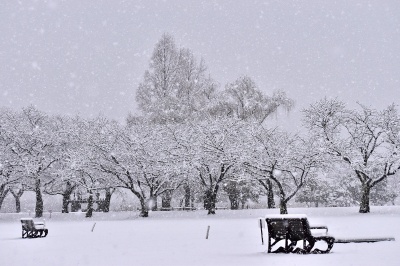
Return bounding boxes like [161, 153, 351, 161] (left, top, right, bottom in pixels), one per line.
[1, 206, 400, 266]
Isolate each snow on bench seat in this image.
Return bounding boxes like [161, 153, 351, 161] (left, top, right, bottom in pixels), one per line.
[265, 214, 308, 219]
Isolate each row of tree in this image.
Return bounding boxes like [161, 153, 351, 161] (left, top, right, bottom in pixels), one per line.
[0, 106, 322, 217]
[1, 100, 399, 217]
[1, 34, 399, 217]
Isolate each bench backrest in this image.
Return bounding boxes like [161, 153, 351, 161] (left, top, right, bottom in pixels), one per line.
[21, 219, 35, 230]
[288, 218, 312, 241]
[266, 217, 312, 241]
[266, 219, 289, 239]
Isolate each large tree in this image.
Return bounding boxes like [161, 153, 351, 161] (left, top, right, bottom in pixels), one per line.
[43, 116, 81, 213]
[0, 108, 24, 210]
[93, 118, 183, 217]
[62, 116, 119, 217]
[136, 33, 216, 123]
[4, 107, 64, 217]
[244, 127, 324, 214]
[303, 98, 400, 213]
[182, 118, 246, 214]
[206, 76, 293, 207]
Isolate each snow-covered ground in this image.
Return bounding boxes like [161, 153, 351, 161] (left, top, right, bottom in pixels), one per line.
[1, 206, 399, 266]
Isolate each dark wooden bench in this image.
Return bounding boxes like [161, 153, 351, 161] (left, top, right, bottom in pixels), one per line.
[21, 218, 49, 238]
[265, 214, 335, 254]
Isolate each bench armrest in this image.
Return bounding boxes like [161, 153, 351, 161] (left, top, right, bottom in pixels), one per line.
[310, 225, 328, 234]
[34, 222, 45, 229]
[34, 224, 45, 229]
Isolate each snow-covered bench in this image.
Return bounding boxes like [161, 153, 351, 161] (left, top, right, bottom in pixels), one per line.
[265, 214, 335, 254]
[21, 218, 49, 238]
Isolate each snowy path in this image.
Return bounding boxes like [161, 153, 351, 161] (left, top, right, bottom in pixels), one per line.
[1, 207, 400, 266]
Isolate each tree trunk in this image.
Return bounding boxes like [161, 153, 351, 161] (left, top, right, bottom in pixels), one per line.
[258, 179, 276, 209]
[205, 185, 219, 215]
[161, 190, 172, 209]
[35, 179, 44, 218]
[128, 187, 149, 217]
[279, 193, 288, 214]
[10, 189, 24, 213]
[139, 198, 149, 217]
[279, 201, 288, 214]
[359, 183, 371, 213]
[266, 179, 275, 209]
[228, 194, 239, 210]
[61, 181, 76, 213]
[16, 195, 22, 213]
[204, 190, 211, 211]
[0, 185, 9, 211]
[184, 184, 191, 208]
[191, 193, 195, 208]
[103, 188, 114, 212]
[208, 192, 217, 215]
[85, 193, 94, 218]
[62, 193, 70, 213]
[225, 182, 239, 210]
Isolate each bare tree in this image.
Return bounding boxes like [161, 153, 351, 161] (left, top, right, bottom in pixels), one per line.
[183, 118, 246, 214]
[207, 76, 293, 124]
[244, 127, 323, 214]
[0, 108, 24, 210]
[91, 118, 183, 217]
[2, 107, 64, 217]
[303, 98, 400, 213]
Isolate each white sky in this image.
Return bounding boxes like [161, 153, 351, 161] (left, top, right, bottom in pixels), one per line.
[1, 0, 399, 131]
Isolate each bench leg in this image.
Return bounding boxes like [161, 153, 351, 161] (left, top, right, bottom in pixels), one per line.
[311, 237, 335, 254]
[42, 229, 48, 237]
[306, 238, 316, 253]
[288, 237, 316, 254]
[285, 238, 288, 252]
[268, 237, 272, 253]
[269, 238, 289, 253]
[22, 229, 27, 238]
[22, 229, 48, 238]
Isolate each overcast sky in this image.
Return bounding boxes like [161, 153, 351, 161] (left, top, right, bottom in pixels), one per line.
[1, 0, 399, 131]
